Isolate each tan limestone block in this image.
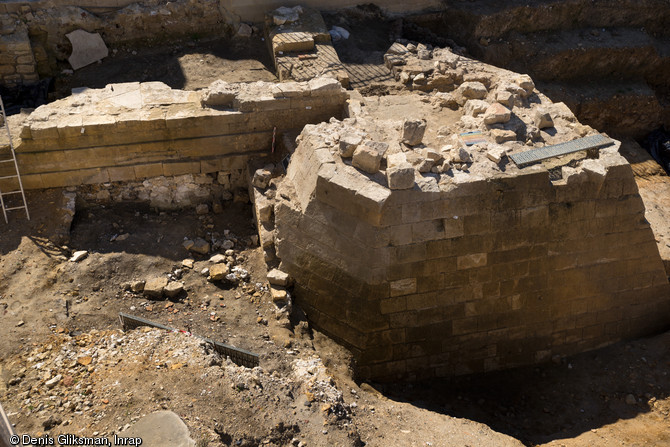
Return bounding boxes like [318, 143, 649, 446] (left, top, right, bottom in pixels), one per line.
[390, 278, 417, 297]
[457, 253, 488, 270]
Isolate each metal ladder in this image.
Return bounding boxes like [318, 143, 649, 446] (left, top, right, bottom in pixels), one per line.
[0, 94, 29, 223]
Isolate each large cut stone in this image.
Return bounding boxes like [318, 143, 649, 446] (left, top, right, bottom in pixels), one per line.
[144, 277, 168, 298]
[273, 32, 314, 54]
[339, 133, 363, 158]
[386, 162, 415, 190]
[402, 119, 427, 146]
[483, 103, 512, 125]
[66, 30, 109, 70]
[456, 81, 487, 100]
[201, 80, 236, 107]
[267, 268, 290, 286]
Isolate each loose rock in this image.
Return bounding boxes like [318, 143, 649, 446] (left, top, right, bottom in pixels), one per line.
[402, 119, 427, 146]
[267, 269, 290, 287]
[69, 250, 88, 262]
[352, 141, 388, 174]
[209, 264, 229, 281]
[164, 281, 184, 298]
[144, 277, 168, 298]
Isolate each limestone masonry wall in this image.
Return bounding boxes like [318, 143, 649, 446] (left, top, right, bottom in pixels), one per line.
[0, 77, 347, 191]
[274, 121, 670, 381]
[0, 19, 39, 88]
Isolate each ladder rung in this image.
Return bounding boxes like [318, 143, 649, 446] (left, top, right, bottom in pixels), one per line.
[1, 191, 22, 195]
[5, 206, 26, 211]
[0, 175, 18, 180]
[0, 159, 14, 163]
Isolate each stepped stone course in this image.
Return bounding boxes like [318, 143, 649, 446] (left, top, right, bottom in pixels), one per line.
[2, 77, 348, 191]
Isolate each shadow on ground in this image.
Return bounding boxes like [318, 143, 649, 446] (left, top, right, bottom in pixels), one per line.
[375, 333, 670, 445]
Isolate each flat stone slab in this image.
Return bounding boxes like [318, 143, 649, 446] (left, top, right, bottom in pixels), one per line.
[66, 29, 109, 70]
[120, 411, 195, 447]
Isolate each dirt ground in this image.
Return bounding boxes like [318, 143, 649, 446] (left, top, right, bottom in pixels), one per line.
[1, 182, 670, 447]
[51, 36, 278, 99]
[0, 192, 522, 447]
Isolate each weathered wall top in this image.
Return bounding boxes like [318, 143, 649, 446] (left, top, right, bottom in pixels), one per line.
[0, 77, 347, 190]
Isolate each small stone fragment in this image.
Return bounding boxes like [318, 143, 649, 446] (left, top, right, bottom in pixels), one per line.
[515, 74, 535, 96]
[271, 288, 288, 303]
[189, 238, 210, 255]
[452, 147, 472, 163]
[496, 90, 514, 107]
[209, 254, 227, 264]
[77, 356, 92, 366]
[486, 145, 508, 164]
[416, 158, 434, 173]
[456, 81, 487, 101]
[534, 108, 554, 129]
[491, 129, 517, 144]
[182, 259, 194, 269]
[417, 49, 431, 60]
[69, 250, 88, 262]
[42, 414, 63, 430]
[195, 203, 209, 215]
[464, 100, 489, 117]
[237, 23, 252, 37]
[45, 374, 62, 389]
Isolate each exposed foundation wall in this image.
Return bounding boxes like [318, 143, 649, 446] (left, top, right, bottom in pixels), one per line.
[1, 78, 347, 190]
[274, 125, 670, 381]
[0, 0, 233, 87]
[0, 0, 443, 18]
[224, 0, 442, 22]
[0, 19, 39, 88]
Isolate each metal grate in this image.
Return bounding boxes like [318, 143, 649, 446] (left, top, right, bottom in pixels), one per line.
[510, 134, 614, 167]
[119, 313, 260, 368]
